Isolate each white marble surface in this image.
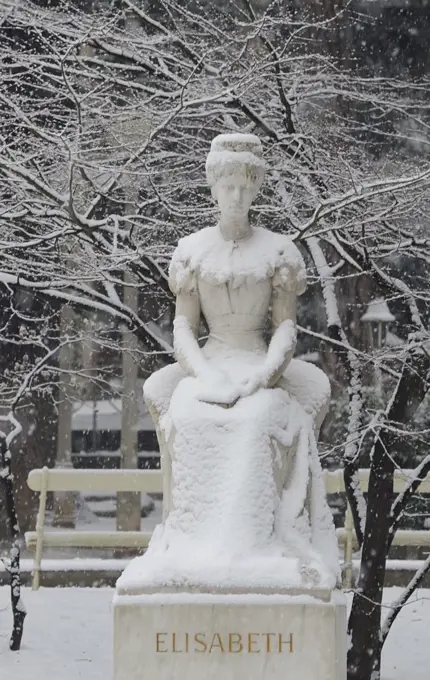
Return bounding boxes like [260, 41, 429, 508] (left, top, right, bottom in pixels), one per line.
[113, 591, 346, 680]
[138, 133, 339, 593]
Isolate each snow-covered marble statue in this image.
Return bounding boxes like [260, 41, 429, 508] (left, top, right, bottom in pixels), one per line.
[118, 133, 339, 594]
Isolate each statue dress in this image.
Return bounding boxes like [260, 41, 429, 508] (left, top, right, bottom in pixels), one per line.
[117, 134, 339, 595]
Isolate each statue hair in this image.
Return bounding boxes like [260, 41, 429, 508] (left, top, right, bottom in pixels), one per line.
[205, 133, 265, 191]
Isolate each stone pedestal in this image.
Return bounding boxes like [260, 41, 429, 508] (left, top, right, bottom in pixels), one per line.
[113, 590, 346, 680]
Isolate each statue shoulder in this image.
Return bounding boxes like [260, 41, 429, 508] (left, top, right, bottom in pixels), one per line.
[168, 227, 306, 294]
[175, 227, 215, 255]
[168, 228, 216, 295]
[260, 230, 306, 295]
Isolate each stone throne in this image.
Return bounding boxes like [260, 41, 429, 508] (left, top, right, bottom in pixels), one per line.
[113, 133, 346, 680]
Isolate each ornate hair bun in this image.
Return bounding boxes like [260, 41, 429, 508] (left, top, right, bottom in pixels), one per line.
[209, 133, 263, 158]
[206, 133, 265, 189]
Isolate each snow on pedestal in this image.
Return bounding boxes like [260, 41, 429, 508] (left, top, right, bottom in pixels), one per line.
[114, 133, 346, 680]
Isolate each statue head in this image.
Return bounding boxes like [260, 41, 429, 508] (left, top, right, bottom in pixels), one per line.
[206, 133, 265, 220]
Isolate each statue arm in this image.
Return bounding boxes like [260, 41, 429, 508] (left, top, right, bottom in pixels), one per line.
[262, 245, 306, 387]
[263, 288, 297, 388]
[173, 291, 209, 379]
[173, 291, 239, 405]
[239, 286, 297, 397]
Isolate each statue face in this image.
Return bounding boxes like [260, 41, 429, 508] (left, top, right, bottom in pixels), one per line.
[213, 173, 257, 219]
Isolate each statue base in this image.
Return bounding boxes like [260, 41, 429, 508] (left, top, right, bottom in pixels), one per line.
[113, 590, 346, 680]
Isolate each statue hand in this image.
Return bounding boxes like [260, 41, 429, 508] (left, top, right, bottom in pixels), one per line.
[196, 368, 240, 407]
[238, 369, 266, 398]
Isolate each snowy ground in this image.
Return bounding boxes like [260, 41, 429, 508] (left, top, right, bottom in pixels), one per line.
[0, 587, 429, 679]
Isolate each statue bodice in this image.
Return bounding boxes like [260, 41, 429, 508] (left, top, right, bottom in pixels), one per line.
[169, 225, 307, 355]
[197, 276, 271, 353]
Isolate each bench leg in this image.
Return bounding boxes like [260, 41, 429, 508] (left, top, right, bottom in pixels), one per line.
[32, 564, 40, 591]
[343, 502, 354, 589]
[32, 467, 48, 591]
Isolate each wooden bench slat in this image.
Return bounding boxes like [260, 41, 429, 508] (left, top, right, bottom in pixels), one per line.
[25, 530, 152, 550]
[27, 467, 430, 495]
[27, 525, 430, 552]
[25, 466, 430, 591]
[27, 468, 163, 493]
[323, 469, 430, 494]
[336, 528, 430, 548]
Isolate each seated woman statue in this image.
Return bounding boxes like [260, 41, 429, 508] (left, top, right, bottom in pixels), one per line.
[118, 134, 339, 595]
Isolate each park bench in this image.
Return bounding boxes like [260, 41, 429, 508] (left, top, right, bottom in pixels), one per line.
[26, 467, 430, 590]
[332, 468, 430, 587]
[25, 467, 163, 589]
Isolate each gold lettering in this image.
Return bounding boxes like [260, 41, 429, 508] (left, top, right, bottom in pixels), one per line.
[247, 633, 260, 654]
[172, 632, 182, 653]
[262, 633, 276, 653]
[209, 633, 225, 653]
[157, 631, 293, 653]
[278, 633, 293, 653]
[228, 633, 243, 653]
[194, 633, 207, 653]
[156, 633, 168, 653]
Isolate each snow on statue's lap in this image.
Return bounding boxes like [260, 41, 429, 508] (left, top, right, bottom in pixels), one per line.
[167, 381, 293, 542]
[119, 378, 337, 593]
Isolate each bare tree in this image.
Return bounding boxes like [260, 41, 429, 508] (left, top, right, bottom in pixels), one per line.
[1, 1, 429, 675]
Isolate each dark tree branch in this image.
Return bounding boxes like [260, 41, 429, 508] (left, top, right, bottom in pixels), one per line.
[388, 455, 430, 548]
[381, 554, 430, 645]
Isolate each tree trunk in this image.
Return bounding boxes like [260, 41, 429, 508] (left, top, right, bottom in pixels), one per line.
[347, 354, 430, 680]
[1, 431, 26, 651]
[117, 271, 141, 532]
[347, 438, 394, 680]
[7, 393, 57, 538]
[53, 304, 76, 528]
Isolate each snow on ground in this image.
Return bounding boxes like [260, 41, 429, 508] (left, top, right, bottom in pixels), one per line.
[0, 587, 429, 679]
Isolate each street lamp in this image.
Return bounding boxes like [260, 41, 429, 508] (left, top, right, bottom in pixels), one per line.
[361, 298, 396, 350]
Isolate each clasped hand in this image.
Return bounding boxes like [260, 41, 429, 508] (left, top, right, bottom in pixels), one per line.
[196, 366, 267, 407]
